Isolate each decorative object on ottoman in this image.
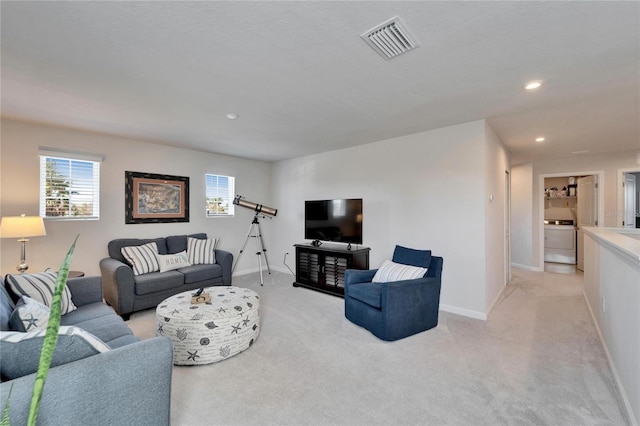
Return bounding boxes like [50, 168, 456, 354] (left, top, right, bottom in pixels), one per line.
[156, 286, 260, 365]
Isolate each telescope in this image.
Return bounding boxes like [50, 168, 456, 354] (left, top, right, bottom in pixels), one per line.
[233, 195, 277, 217]
[232, 195, 278, 286]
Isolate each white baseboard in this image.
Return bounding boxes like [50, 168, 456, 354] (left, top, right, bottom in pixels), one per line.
[583, 291, 638, 426]
[511, 262, 543, 272]
[486, 284, 507, 319]
[440, 304, 487, 321]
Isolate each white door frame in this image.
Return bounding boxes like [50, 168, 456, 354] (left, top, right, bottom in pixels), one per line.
[537, 170, 604, 271]
[617, 167, 640, 227]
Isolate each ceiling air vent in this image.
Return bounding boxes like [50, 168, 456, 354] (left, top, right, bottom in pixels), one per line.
[361, 17, 420, 60]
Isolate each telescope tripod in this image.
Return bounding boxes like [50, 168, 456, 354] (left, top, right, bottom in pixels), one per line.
[233, 214, 271, 285]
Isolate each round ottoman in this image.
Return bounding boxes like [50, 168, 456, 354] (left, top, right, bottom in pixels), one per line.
[156, 286, 260, 365]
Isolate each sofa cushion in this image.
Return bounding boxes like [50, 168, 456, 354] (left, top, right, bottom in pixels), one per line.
[372, 260, 428, 283]
[179, 264, 223, 284]
[166, 233, 207, 254]
[157, 251, 191, 273]
[9, 296, 50, 332]
[134, 271, 184, 295]
[108, 237, 168, 263]
[392, 245, 432, 268]
[349, 283, 382, 309]
[0, 284, 16, 331]
[187, 237, 218, 265]
[0, 326, 110, 380]
[121, 242, 160, 275]
[59, 302, 138, 348]
[5, 269, 77, 314]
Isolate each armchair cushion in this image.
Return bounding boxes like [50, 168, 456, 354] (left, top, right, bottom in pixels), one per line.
[372, 259, 428, 282]
[392, 245, 431, 268]
[348, 283, 382, 309]
[5, 269, 77, 314]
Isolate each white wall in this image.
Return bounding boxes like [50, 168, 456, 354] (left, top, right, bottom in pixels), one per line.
[271, 119, 504, 319]
[511, 163, 534, 269]
[484, 122, 510, 313]
[0, 118, 272, 276]
[511, 151, 640, 269]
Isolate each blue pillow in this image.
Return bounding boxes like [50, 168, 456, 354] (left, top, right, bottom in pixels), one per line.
[392, 245, 431, 268]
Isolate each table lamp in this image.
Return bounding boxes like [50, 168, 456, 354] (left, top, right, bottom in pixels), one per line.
[0, 214, 47, 273]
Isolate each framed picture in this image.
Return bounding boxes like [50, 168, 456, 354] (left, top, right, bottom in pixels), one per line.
[125, 171, 189, 224]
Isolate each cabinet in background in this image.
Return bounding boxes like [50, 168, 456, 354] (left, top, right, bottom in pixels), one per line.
[293, 243, 370, 297]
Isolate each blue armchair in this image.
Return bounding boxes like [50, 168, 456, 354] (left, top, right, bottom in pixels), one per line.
[344, 246, 443, 341]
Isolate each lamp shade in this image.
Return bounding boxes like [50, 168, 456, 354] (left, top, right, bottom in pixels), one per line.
[0, 215, 47, 238]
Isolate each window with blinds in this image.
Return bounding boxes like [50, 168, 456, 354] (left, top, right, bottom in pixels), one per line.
[39, 150, 102, 220]
[205, 174, 235, 217]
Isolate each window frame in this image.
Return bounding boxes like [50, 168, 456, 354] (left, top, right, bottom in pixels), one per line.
[39, 149, 102, 220]
[205, 173, 235, 218]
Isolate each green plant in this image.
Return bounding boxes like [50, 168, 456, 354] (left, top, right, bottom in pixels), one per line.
[0, 235, 78, 426]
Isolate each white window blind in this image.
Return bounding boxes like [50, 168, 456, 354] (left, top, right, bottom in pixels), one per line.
[206, 174, 235, 217]
[39, 150, 101, 220]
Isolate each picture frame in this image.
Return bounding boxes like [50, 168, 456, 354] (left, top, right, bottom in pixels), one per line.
[125, 171, 189, 224]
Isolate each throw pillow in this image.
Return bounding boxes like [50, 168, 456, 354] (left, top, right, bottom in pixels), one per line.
[9, 296, 50, 332]
[372, 259, 428, 283]
[187, 237, 218, 265]
[121, 242, 160, 275]
[5, 269, 77, 315]
[157, 250, 191, 273]
[0, 326, 110, 380]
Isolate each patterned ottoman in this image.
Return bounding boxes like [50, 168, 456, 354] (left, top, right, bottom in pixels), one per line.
[156, 286, 260, 365]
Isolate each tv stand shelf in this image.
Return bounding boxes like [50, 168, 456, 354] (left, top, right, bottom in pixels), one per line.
[293, 243, 370, 297]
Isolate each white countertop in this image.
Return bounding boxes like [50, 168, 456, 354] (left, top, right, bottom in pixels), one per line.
[582, 227, 640, 263]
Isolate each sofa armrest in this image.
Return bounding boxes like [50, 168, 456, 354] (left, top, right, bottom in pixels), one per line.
[99, 257, 135, 316]
[0, 337, 173, 426]
[66, 276, 103, 307]
[215, 249, 233, 285]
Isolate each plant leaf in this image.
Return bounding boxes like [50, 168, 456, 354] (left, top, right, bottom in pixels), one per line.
[27, 235, 78, 426]
[1, 383, 13, 426]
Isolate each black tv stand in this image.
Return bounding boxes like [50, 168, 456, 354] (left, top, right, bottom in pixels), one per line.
[292, 243, 370, 297]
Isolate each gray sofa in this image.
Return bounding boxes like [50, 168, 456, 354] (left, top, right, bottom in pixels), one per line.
[0, 275, 173, 425]
[100, 233, 233, 319]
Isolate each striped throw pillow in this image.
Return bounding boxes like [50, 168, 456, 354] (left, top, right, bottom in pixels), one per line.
[5, 269, 77, 314]
[371, 259, 428, 283]
[121, 242, 160, 275]
[187, 237, 218, 265]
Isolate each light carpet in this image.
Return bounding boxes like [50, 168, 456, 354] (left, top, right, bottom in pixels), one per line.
[126, 268, 629, 425]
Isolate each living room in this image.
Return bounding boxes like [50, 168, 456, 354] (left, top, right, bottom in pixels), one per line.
[1, 2, 638, 425]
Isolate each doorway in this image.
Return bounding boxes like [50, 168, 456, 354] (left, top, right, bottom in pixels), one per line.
[617, 167, 640, 228]
[537, 170, 604, 271]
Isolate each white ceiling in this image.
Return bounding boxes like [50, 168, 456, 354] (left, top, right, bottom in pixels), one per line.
[1, 1, 638, 164]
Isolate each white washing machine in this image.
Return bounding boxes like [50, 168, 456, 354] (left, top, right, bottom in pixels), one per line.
[544, 220, 577, 264]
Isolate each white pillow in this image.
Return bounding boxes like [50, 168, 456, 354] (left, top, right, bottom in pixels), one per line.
[121, 242, 160, 275]
[187, 237, 218, 265]
[5, 269, 77, 314]
[157, 250, 191, 273]
[9, 296, 51, 332]
[372, 259, 428, 283]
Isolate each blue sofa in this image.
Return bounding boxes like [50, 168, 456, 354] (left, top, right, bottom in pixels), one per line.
[100, 233, 233, 318]
[0, 275, 173, 425]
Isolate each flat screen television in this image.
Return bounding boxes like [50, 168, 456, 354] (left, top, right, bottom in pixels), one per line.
[305, 199, 363, 245]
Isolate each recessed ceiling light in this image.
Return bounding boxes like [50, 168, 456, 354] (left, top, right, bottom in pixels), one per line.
[524, 80, 543, 90]
[226, 113, 239, 120]
[535, 137, 545, 143]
